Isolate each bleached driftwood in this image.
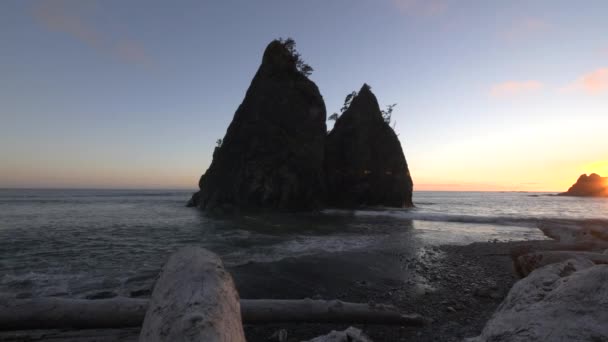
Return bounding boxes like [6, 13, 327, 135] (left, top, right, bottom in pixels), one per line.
[241, 299, 427, 326]
[510, 240, 608, 260]
[515, 251, 608, 277]
[466, 258, 608, 342]
[138, 247, 246, 342]
[0, 297, 424, 330]
[240, 298, 426, 325]
[510, 241, 608, 277]
[304, 326, 372, 342]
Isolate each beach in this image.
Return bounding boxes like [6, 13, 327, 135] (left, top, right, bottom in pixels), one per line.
[0, 240, 540, 341]
[1, 190, 606, 341]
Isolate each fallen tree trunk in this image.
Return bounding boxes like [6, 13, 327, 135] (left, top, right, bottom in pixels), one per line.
[510, 241, 608, 277]
[0, 297, 424, 331]
[510, 240, 608, 259]
[515, 251, 608, 277]
[240, 299, 427, 325]
[138, 247, 246, 342]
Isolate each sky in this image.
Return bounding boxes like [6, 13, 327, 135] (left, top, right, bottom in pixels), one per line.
[1, 0, 607, 191]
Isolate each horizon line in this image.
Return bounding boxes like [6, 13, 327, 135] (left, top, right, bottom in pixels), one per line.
[0, 187, 561, 193]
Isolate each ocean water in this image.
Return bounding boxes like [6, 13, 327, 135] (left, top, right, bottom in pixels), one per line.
[0, 189, 606, 299]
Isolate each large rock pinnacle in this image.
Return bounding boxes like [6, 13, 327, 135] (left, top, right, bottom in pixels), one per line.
[189, 40, 327, 212]
[325, 84, 414, 208]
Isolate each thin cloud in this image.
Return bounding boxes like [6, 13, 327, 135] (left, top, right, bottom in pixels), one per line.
[565, 67, 608, 95]
[114, 40, 152, 66]
[503, 18, 550, 42]
[31, 0, 101, 47]
[31, 0, 152, 67]
[392, 0, 448, 16]
[490, 80, 544, 97]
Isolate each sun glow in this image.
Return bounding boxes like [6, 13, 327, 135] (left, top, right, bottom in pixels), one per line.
[584, 160, 608, 177]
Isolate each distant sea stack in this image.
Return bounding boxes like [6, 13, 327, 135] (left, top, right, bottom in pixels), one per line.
[559, 173, 608, 197]
[188, 40, 327, 212]
[325, 84, 414, 208]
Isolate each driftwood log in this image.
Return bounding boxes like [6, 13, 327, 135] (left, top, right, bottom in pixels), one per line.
[510, 241, 608, 260]
[515, 251, 608, 277]
[510, 240, 608, 277]
[240, 299, 426, 325]
[138, 247, 246, 342]
[0, 297, 424, 331]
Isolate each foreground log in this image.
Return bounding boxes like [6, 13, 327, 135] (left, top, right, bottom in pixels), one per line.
[240, 299, 426, 325]
[515, 251, 608, 277]
[0, 297, 424, 331]
[139, 247, 246, 342]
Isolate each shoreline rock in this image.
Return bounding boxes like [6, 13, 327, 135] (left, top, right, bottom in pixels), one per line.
[559, 173, 608, 197]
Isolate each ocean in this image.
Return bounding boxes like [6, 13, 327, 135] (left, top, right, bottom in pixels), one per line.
[0, 189, 606, 300]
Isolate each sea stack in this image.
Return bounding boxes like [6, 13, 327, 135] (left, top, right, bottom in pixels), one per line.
[559, 173, 608, 197]
[188, 40, 327, 212]
[325, 84, 413, 208]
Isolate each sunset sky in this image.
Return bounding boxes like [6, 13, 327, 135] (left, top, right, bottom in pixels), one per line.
[1, 0, 607, 191]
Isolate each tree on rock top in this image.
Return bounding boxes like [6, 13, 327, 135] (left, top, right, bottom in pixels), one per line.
[325, 84, 414, 208]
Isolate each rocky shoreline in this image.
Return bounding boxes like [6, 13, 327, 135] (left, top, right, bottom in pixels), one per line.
[240, 241, 531, 342]
[0, 240, 533, 342]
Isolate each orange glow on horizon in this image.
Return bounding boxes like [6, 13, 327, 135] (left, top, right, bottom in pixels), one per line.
[2, 158, 607, 192]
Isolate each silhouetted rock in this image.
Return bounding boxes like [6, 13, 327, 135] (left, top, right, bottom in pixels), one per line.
[325, 84, 413, 208]
[559, 173, 608, 197]
[189, 40, 327, 212]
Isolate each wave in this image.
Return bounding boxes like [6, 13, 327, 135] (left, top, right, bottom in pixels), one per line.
[323, 209, 608, 231]
[0, 190, 189, 201]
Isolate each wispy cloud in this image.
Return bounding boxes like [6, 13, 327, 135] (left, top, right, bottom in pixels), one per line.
[490, 80, 544, 97]
[502, 18, 550, 42]
[564, 67, 608, 95]
[31, 0, 152, 67]
[392, 0, 448, 16]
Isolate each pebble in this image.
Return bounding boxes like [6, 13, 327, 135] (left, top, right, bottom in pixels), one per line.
[268, 329, 288, 342]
